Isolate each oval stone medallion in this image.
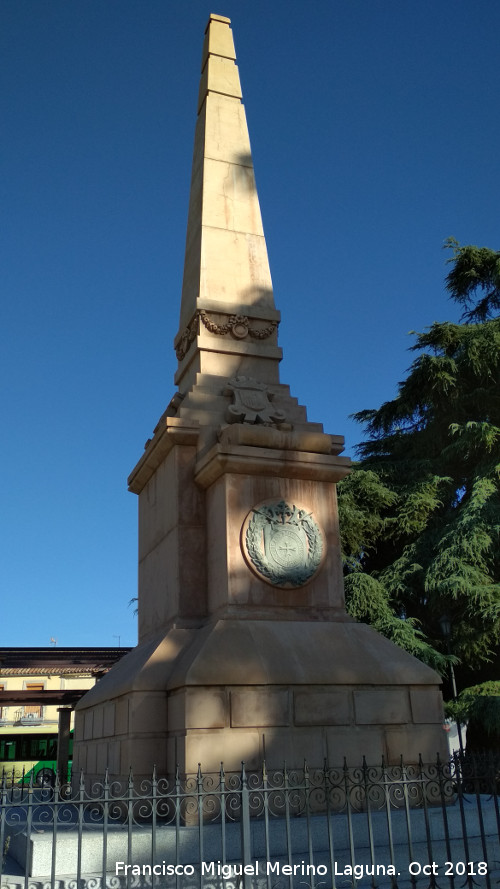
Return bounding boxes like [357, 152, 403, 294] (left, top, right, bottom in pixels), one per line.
[241, 499, 324, 588]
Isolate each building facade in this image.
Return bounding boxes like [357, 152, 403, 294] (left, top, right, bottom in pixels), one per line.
[0, 648, 129, 782]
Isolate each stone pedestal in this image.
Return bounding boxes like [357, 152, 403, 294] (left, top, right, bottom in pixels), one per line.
[74, 424, 447, 781]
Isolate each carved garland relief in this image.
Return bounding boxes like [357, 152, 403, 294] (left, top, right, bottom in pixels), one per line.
[241, 500, 324, 588]
[175, 310, 278, 360]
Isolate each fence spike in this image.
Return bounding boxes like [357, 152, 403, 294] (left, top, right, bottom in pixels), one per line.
[362, 754, 368, 779]
[283, 760, 289, 785]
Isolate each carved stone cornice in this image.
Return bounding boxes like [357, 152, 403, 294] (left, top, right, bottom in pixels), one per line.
[128, 418, 200, 494]
[175, 310, 278, 361]
[194, 440, 351, 489]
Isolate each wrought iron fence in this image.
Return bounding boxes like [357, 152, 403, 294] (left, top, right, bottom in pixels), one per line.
[1, 753, 500, 889]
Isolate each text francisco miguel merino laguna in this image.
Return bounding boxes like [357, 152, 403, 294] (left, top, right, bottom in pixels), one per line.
[115, 860, 398, 879]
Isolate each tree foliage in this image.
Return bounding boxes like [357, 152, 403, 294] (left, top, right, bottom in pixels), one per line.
[445, 681, 500, 752]
[445, 681, 500, 727]
[444, 238, 500, 322]
[339, 242, 500, 676]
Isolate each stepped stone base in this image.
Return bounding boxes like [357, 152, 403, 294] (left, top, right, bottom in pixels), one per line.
[73, 618, 447, 782]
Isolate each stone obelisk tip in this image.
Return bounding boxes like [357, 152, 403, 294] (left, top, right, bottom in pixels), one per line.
[199, 15, 239, 108]
[175, 13, 280, 394]
[206, 13, 231, 26]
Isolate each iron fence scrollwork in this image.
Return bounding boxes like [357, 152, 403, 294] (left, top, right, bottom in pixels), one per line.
[0, 753, 499, 889]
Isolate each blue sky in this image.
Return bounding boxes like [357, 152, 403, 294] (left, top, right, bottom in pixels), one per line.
[2, 0, 499, 648]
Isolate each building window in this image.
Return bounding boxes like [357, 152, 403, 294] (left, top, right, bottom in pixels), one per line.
[23, 683, 44, 720]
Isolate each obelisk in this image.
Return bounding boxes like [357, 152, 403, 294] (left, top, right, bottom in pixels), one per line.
[73, 15, 447, 780]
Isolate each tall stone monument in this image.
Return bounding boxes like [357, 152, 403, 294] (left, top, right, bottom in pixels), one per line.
[74, 14, 446, 780]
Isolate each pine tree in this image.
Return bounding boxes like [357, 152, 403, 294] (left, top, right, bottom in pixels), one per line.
[339, 242, 500, 676]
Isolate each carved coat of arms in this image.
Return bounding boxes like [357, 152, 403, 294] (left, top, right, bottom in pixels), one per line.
[242, 500, 324, 588]
[224, 377, 286, 425]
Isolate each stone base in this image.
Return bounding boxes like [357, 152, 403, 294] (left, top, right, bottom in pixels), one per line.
[73, 617, 447, 782]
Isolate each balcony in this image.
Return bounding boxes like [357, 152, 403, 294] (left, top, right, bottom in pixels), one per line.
[14, 709, 44, 726]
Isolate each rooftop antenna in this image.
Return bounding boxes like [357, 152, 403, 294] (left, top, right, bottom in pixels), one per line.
[113, 635, 121, 647]
[50, 637, 57, 646]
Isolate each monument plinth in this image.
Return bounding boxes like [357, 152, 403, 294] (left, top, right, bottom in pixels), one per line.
[73, 14, 446, 780]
